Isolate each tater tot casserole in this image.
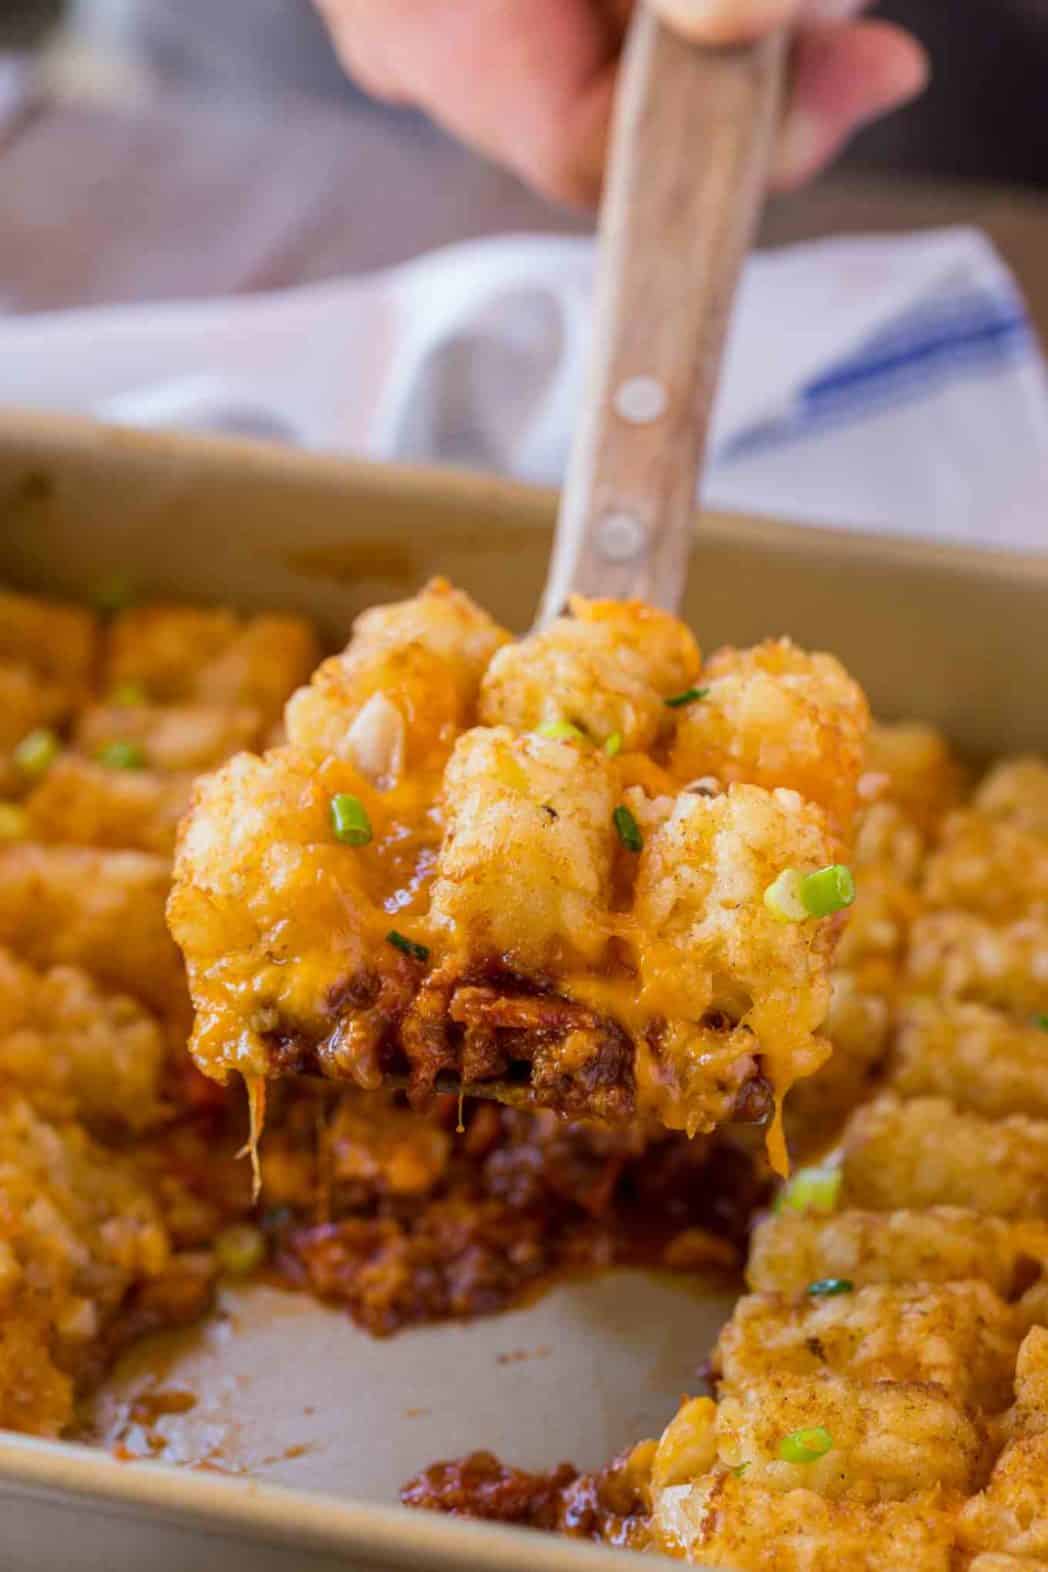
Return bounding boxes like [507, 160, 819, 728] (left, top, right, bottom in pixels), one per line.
[1, 573, 1046, 1572]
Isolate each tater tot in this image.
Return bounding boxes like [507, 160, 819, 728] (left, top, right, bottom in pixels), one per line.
[974, 757, 1048, 837]
[102, 605, 319, 724]
[479, 597, 700, 753]
[285, 579, 509, 777]
[670, 640, 869, 834]
[0, 845, 185, 1019]
[429, 726, 616, 972]
[891, 998, 1048, 1120]
[655, 1475, 959, 1571]
[631, 785, 838, 1138]
[24, 755, 193, 856]
[747, 1207, 1048, 1303]
[716, 1284, 1019, 1412]
[840, 1096, 1048, 1219]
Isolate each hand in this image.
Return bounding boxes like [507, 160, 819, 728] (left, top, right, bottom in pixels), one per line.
[314, 0, 928, 205]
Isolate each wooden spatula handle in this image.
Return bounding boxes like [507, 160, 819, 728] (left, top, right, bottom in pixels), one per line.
[540, 10, 786, 622]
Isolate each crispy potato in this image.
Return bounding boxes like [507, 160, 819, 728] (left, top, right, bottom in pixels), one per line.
[716, 1284, 1019, 1412]
[0, 947, 168, 1131]
[0, 588, 97, 690]
[429, 726, 616, 972]
[654, 1476, 960, 1571]
[479, 597, 700, 753]
[659, 1368, 986, 1503]
[286, 578, 508, 777]
[76, 700, 263, 773]
[959, 1340, 1048, 1568]
[0, 1093, 171, 1436]
[168, 746, 414, 1086]
[861, 722, 964, 836]
[0, 845, 186, 1019]
[0, 590, 99, 791]
[974, 757, 1048, 838]
[630, 784, 838, 1136]
[851, 799, 927, 884]
[24, 754, 193, 856]
[0, 664, 70, 793]
[102, 605, 319, 723]
[747, 1207, 1048, 1305]
[833, 863, 922, 993]
[906, 911, 1048, 1016]
[922, 811, 1048, 920]
[785, 976, 891, 1157]
[670, 639, 869, 835]
[891, 998, 1048, 1120]
[841, 1096, 1048, 1219]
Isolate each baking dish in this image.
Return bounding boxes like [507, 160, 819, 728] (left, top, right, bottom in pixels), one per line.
[0, 409, 1045, 1572]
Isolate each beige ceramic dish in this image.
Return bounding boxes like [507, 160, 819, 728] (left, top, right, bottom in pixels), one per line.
[0, 410, 1045, 1572]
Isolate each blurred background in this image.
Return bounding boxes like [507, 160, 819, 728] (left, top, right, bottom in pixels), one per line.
[5, 0, 1048, 188]
[1, 0, 1047, 329]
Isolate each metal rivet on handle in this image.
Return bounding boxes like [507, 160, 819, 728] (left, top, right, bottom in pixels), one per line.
[614, 376, 667, 424]
[597, 510, 647, 562]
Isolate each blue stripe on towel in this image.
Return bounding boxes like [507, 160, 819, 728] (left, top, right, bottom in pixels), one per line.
[720, 287, 1036, 464]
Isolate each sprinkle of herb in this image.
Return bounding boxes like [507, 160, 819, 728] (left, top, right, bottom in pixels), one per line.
[13, 727, 59, 779]
[764, 865, 856, 923]
[800, 864, 856, 918]
[1035, 1014, 1048, 1031]
[95, 740, 146, 770]
[330, 792, 373, 847]
[0, 804, 28, 842]
[779, 1426, 833, 1464]
[775, 1166, 842, 1217]
[387, 930, 430, 964]
[665, 686, 710, 710]
[613, 804, 643, 853]
[214, 1223, 267, 1277]
[538, 720, 586, 742]
[110, 679, 148, 707]
[604, 732, 623, 758]
[807, 1278, 854, 1298]
[763, 868, 807, 923]
[92, 575, 136, 616]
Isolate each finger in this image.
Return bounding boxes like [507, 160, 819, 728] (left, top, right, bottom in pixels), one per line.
[652, 0, 799, 47]
[316, 0, 620, 206]
[773, 19, 929, 188]
[651, 0, 877, 45]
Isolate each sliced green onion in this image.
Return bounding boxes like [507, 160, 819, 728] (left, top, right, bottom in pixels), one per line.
[665, 687, 710, 710]
[779, 1426, 833, 1464]
[109, 679, 148, 708]
[800, 865, 856, 918]
[537, 720, 586, 742]
[95, 740, 146, 770]
[613, 804, 643, 853]
[604, 732, 623, 758]
[775, 1166, 842, 1217]
[764, 865, 856, 923]
[731, 1462, 750, 1478]
[387, 930, 429, 964]
[807, 1278, 854, 1298]
[13, 727, 59, 779]
[763, 868, 807, 924]
[92, 574, 136, 615]
[214, 1223, 267, 1277]
[1035, 1014, 1048, 1032]
[330, 792, 372, 847]
[0, 804, 29, 842]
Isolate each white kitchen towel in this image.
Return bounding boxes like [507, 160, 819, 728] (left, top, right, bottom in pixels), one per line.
[0, 225, 1044, 548]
